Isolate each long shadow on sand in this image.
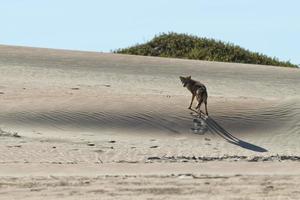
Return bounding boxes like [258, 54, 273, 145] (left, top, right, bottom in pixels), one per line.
[190, 109, 267, 153]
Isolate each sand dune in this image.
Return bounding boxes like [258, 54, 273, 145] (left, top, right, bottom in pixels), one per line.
[0, 45, 299, 153]
[0, 45, 300, 199]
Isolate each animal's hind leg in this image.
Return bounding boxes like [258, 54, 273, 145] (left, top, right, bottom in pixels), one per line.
[205, 101, 208, 116]
[195, 101, 201, 109]
[196, 100, 203, 115]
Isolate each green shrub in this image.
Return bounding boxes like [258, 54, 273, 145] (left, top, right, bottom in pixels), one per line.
[115, 32, 297, 68]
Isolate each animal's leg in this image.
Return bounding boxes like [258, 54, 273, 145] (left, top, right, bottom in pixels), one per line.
[196, 94, 202, 109]
[196, 99, 203, 114]
[188, 95, 195, 109]
[205, 101, 208, 116]
[195, 101, 201, 109]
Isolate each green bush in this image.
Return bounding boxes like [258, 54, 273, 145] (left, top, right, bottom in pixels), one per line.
[115, 32, 297, 68]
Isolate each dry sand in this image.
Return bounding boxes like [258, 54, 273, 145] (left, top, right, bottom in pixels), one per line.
[0, 44, 300, 199]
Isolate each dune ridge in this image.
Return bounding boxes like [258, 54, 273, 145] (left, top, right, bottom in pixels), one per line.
[1, 97, 299, 135]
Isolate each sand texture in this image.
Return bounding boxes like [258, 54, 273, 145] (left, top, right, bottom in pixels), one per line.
[0, 45, 300, 199]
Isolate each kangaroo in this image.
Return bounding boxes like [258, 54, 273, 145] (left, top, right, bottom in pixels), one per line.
[179, 76, 208, 115]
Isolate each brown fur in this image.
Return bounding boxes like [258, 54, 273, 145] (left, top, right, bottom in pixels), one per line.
[179, 76, 208, 115]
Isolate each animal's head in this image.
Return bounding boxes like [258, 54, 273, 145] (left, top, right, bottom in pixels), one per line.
[179, 76, 191, 87]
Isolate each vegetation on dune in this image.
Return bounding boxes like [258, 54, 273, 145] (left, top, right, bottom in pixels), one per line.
[115, 33, 297, 68]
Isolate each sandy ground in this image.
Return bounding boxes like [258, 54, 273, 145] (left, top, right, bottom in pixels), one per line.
[0, 44, 300, 199]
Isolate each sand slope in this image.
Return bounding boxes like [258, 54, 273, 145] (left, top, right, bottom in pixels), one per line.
[0, 45, 300, 199]
[0, 44, 299, 156]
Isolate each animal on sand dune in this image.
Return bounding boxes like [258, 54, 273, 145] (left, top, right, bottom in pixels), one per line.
[179, 76, 208, 116]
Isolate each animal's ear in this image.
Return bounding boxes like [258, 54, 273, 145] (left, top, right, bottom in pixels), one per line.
[187, 76, 191, 79]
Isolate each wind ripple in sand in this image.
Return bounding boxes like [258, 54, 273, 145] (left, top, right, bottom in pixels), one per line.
[0, 98, 299, 138]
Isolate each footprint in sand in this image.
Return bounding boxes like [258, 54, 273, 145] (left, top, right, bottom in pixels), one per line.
[94, 149, 104, 153]
[87, 142, 95, 146]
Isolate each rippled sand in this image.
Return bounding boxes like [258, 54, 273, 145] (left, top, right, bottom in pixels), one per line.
[0, 45, 300, 199]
